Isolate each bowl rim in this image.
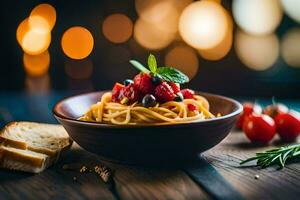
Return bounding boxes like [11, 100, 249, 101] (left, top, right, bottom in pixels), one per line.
[52, 91, 243, 128]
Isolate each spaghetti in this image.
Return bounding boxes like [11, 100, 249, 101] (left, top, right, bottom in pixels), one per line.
[79, 92, 215, 125]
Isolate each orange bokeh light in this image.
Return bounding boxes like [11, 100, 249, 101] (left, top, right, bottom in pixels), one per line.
[23, 51, 50, 77]
[61, 26, 94, 60]
[21, 30, 51, 55]
[134, 18, 175, 50]
[16, 18, 30, 45]
[29, 3, 56, 31]
[102, 14, 133, 43]
[165, 45, 199, 80]
[17, 16, 51, 55]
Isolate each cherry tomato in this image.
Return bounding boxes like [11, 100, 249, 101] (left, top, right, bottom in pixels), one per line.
[236, 102, 262, 129]
[274, 110, 300, 142]
[242, 113, 276, 144]
[263, 103, 288, 118]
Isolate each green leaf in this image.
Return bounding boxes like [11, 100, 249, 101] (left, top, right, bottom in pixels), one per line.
[129, 60, 150, 73]
[240, 144, 300, 169]
[147, 54, 157, 73]
[157, 67, 189, 84]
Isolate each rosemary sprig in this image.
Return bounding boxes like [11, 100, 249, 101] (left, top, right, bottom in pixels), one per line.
[240, 144, 300, 169]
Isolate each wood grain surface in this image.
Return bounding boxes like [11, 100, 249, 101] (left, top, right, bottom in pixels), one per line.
[0, 130, 299, 200]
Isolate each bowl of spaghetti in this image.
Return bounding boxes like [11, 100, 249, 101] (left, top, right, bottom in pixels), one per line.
[53, 55, 242, 166]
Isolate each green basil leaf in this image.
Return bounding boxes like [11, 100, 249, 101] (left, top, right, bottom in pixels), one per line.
[129, 60, 150, 73]
[147, 54, 157, 73]
[157, 67, 189, 84]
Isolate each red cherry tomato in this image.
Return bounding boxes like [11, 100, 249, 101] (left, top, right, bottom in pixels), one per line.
[242, 113, 276, 144]
[274, 110, 300, 142]
[236, 102, 262, 129]
[263, 103, 288, 118]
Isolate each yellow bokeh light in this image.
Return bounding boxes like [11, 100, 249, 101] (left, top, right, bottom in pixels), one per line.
[65, 58, 93, 79]
[102, 14, 133, 43]
[25, 74, 50, 94]
[29, 3, 56, 31]
[28, 15, 51, 33]
[198, 10, 233, 61]
[232, 0, 282, 35]
[23, 51, 50, 77]
[21, 30, 51, 55]
[281, 28, 300, 68]
[235, 30, 279, 71]
[179, 0, 229, 50]
[165, 45, 199, 80]
[281, 0, 300, 23]
[134, 18, 176, 50]
[61, 26, 94, 60]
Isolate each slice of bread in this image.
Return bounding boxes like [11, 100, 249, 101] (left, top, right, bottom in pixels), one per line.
[0, 146, 49, 173]
[0, 122, 72, 173]
[0, 122, 72, 156]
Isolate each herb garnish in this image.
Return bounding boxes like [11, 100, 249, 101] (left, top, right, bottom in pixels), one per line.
[129, 54, 189, 84]
[240, 144, 300, 169]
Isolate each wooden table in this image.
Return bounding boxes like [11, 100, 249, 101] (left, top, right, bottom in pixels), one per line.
[1, 130, 299, 200]
[0, 93, 299, 199]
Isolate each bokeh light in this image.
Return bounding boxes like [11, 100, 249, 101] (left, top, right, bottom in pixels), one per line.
[21, 30, 51, 55]
[17, 16, 52, 55]
[165, 45, 199, 80]
[198, 10, 233, 61]
[25, 74, 50, 93]
[281, 28, 300, 68]
[235, 30, 279, 71]
[29, 3, 56, 31]
[134, 18, 175, 50]
[102, 14, 133, 43]
[232, 0, 282, 35]
[65, 58, 93, 79]
[28, 15, 51, 34]
[209, 0, 221, 3]
[23, 51, 50, 77]
[179, 0, 229, 49]
[135, 0, 182, 34]
[61, 26, 94, 59]
[280, 0, 300, 23]
[16, 18, 30, 45]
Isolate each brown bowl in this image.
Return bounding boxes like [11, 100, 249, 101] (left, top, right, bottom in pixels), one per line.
[53, 91, 242, 166]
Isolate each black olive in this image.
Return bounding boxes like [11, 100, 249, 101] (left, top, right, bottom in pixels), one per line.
[174, 92, 184, 102]
[142, 94, 157, 107]
[124, 79, 134, 86]
[151, 75, 162, 85]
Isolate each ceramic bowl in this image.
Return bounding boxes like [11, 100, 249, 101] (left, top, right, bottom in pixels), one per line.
[53, 91, 242, 166]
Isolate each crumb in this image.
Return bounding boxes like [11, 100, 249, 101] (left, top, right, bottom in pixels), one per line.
[94, 164, 112, 183]
[254, 174, 259, 179]
[80, 165, 88, 173]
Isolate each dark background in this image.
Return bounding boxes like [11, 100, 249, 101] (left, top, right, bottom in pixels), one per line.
[1, 0, 300, 98]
